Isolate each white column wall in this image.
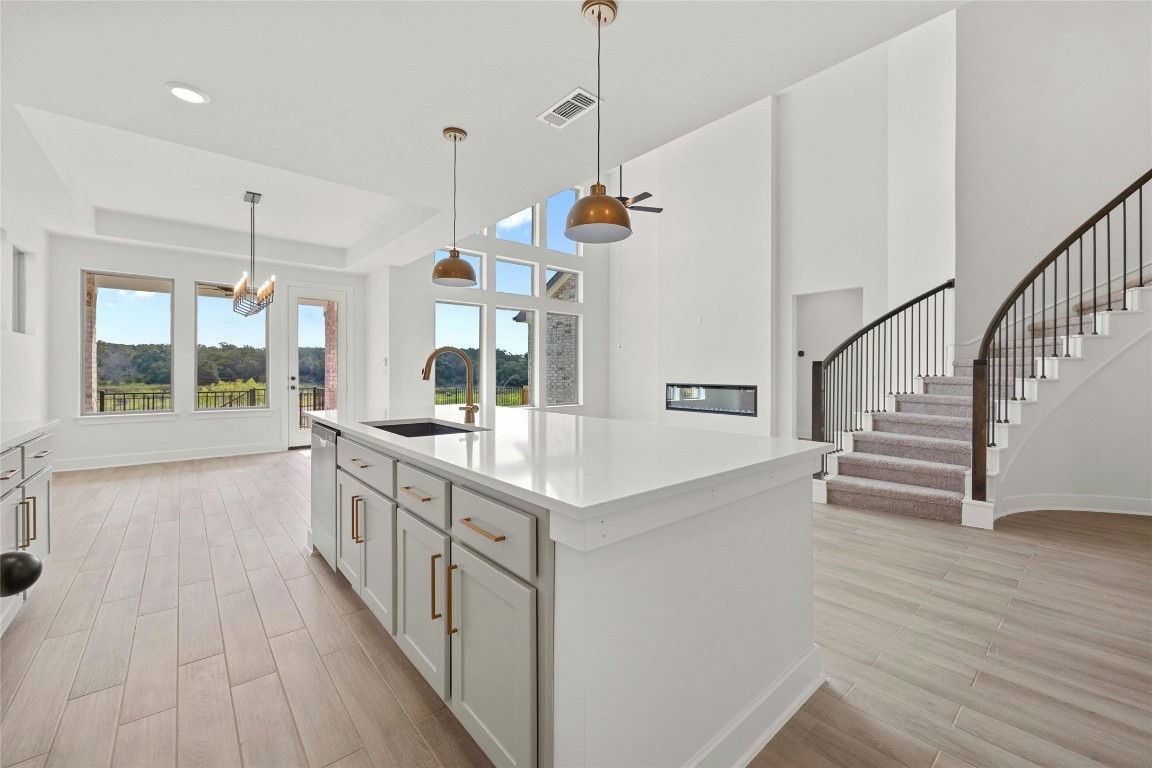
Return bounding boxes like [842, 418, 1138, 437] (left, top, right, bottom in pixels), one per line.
[0, 189, 51, 425]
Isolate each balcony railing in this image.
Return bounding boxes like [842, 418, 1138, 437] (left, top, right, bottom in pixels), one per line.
[436, 386, 530, 407]
[95, 386, 328, 427]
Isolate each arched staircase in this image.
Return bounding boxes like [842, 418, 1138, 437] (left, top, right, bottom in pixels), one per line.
[813, 169, 1152, 527]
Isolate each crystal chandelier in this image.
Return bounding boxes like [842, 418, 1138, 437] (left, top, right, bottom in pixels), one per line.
[233, 191, 275, 316]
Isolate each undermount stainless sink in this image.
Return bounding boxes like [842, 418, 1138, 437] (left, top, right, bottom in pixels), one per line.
[361, 420, 487, 438]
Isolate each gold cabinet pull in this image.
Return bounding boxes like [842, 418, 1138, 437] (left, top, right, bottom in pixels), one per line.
[446, 563, 458, 635]
[32, 449, 52, 459]
[28, 495, 37, 542]
[350, 495, 361, 543]
[401, 486, 432, 503]
[459, 517, 506, 542]
[349, 457, 371, 469]
[0, 469, 17, 481]
[19, 500, 31, 549]
[430, 553, 442, 620]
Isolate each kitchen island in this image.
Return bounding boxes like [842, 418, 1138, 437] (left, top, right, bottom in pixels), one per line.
[307, 405, 828, 768]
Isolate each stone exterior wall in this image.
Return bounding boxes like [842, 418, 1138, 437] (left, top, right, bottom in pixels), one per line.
[83, 272, 97, 413]
[545, 313, 578, 405]
[323, 300, 339, 409]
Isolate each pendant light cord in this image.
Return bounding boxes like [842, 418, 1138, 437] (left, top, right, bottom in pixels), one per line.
[453, 137, 458, 249]
[249, 200, 256, 284]
[596, 11, 602, 185]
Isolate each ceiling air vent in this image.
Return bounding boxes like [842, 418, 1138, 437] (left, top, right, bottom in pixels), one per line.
[537, 88, 599, 129]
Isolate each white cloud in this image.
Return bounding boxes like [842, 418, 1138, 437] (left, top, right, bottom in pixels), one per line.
[498, 207, 532, 230]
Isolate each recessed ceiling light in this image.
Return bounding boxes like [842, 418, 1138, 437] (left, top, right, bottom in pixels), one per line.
[166, 82, 210, 104]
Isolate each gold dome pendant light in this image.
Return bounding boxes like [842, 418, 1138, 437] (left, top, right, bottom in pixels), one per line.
[431, 127, 478, 286]
[565, 0, 632, 245]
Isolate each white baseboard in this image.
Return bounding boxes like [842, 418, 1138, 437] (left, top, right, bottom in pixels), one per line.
[54, 441, 286, 472]
[687, 644, 823, 768]
[812, 479, 827, 504]
[962, 498, 995, 529]
[995, 493, 1152, 520]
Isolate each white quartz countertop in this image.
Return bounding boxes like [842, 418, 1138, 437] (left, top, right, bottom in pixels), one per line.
[1, 419, 59, 452]
[308, 406, 829, 520]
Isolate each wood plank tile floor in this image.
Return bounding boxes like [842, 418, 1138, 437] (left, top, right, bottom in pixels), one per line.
[1, 452, 491, 768]
[755, 503, 1152, 768]
[2, 452, 1149, 767]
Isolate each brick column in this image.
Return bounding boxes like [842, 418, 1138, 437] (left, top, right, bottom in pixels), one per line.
[323, 300, 339, 410]
[83, 273, 98, 413]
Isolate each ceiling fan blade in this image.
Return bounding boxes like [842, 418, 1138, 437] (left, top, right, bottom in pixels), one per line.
[614, 196, 629, 203]
[626, 192, 653, 205]
[628, 205, 663, 213]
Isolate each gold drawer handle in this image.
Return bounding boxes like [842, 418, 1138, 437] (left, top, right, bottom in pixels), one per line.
[430, 553, 442, 620]
[401, 486, 432, 503]
[32, 449, 52, 459]
[349, 457, 371, 469]
[459, 517, 505, 542]
[446, 563, 458, 635]
[0, 469, 17, 481]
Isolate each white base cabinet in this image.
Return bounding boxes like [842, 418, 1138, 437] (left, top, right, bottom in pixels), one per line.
[395, 508, 450, 699]
[449, 542, 537, 768]
[337, 470, 396, 634]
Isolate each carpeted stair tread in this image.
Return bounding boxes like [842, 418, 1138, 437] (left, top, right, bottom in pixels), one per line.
[836, 453, 967, 494]
[852, 430, 971, 468]
[894, 394, 972, 418]
[920, 375, 973, 396]
[894, 393, 969, 406]
[1026, 316, 1099, 336]
[1071, 278, 1149, 315]
[825, 476, 963, 522]
[871, 411, 970, 441]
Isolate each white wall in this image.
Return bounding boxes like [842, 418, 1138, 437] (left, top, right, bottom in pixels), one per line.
[47, 235, 366, 470]
[608, 97, 775, 435]
[0, 189, 51, 425]
[954, 1, 1152, 348]
[774, 14, 957, 440]
[996, 331, 1152, 518]
[369, 225, 610, 417]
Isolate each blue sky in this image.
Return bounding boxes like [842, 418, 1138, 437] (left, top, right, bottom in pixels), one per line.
[495, 207, 533, 244]
[93, 288, 327, 349]
[434, 303, 529, 355]
[495, 308, 529, 355]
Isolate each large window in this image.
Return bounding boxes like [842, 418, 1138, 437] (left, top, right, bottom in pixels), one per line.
[546, 313, 579, 406]
[545, 189, 578, 255]
[82, 272, 174, 414]
[495, 206, 534, 245]
[495, 258, 534, 296]
[434, 302, 481, 405]
[546, 268, 580, 303]
[496, 308, 533, 407]
[195, 283, 268, 410]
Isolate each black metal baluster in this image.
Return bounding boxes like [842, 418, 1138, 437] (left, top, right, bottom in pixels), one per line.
[941, 289, 946, 375]
[1122, 199, 1128, 310]
[1079, 238, 1085, 335]
[1093, 225, 1099, 333]
[1107, 211, 1112, 310]
[1064, 249, 1071, 355]
[1141, 186, 1145, 286]
[1040, 267, 1047, 378]
[1010, 300, 1017, 401]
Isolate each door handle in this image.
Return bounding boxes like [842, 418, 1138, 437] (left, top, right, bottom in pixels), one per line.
[290, 385, 297, 391]
[401, 486, 431, 503]
[0, 469, 18, 481]
[32, 450, 52, 459]
[349, 458, 372, 469]
[430, 553, 442, 620]
[446, 563, 459, 635]
[18, 500, 30, 549]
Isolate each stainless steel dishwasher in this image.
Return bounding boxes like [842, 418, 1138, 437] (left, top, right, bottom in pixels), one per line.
[310, 423, 338, 569]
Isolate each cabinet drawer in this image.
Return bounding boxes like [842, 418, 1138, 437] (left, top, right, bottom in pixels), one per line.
[451, 487, 536, 582]
[22, 433, 53, 478]
[396, 463, 450, 530]
[0, 448, 21, 497]
[337, 438, 395, 498]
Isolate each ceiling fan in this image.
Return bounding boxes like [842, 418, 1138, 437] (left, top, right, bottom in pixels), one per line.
[615, 165, 663, 213]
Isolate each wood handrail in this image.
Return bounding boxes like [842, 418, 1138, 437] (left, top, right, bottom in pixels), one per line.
[976, 168, 1152, 360]
[822, 279, 956, 369]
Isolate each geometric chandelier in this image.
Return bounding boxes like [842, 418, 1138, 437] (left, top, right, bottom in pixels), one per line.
[233, 191, 275, 316]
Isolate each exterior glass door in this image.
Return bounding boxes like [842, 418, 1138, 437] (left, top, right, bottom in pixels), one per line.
[290, 296, 338, 448]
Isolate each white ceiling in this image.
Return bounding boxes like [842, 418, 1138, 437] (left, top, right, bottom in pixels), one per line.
[0, 0, 960, 271]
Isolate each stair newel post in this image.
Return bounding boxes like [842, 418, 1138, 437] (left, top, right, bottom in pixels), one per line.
[971, 360, 989, 502]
